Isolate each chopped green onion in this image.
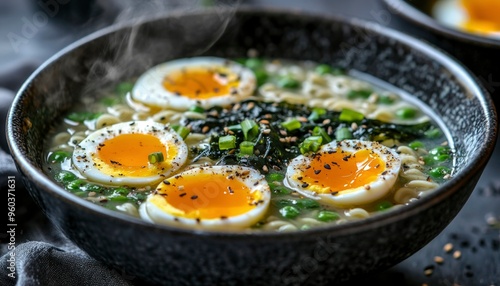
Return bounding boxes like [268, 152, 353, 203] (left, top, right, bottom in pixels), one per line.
[173, 125, 190, 139]
[317, 211, 340, 222]
[272, 186, 292, 195]
[429, 146, 450, 156]
[279, 206, 300, 219]
[48, 151, 71, 163]
[241, 119, 259, 141]
[148, 152, 164, 164]
[56, 171, 77, 183]
[66, 112, 102, 123]
[299, 136, 323, 154]
[219, 135, 236, 150]
[308, 108, 327, 122]
[339, 109, 364, 122]
[396, 107, 418, 119]
[189, 105, 205, 113]
[312, 126, 332, 143]
[425, 128, 442, 139]
[296, 199, 320, 209]
[254, 69, 269, 86]
[335, 127, 353, 141]
[239, 141, 254, 156]
[315, 64, 345, 75]
[409, 141, 425, 150]
[66, 179, 87, 191]
[347, 89, 372, 99]
[277, 76, 300, 89]
[281, 118, 302, 131]
[377, 95, 395, 105]
[315, 64, 333, 75]
[114, 187, 130, 195]
[376, 201, 393, 211]
[244, 58, 264, 70]
[115, 82, 134, 96]
[429, 166, 451, 179]
[267, 172, 285, 182]
[84, 184, 104, 192]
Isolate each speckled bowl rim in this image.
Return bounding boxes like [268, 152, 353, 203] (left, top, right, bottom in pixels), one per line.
[383, 0, 500, 48]
[7, 8, 498, 242]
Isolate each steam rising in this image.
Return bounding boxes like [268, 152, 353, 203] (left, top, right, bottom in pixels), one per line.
[76, 0, 241, 103]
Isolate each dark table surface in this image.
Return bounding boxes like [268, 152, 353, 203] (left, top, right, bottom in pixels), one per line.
[0, 0, 499, 285]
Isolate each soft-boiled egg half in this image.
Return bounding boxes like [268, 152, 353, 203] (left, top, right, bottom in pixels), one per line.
[434, 0, 500, 36]
[140, 166, 271, 231]
[132, 57, 257, 110]
[73, 121, 188, 186]
[285, 140, 401, 207]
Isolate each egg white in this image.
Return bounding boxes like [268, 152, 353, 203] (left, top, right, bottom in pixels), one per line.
[139, 165, 271, 231]
[285, 140, 401, 207]
[132, 57, 256, 110]
[433, 0, 467, 28]
[72, 121, 188, 186]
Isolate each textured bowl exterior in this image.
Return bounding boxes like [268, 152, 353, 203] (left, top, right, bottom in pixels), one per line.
[7, 9, 497, 285]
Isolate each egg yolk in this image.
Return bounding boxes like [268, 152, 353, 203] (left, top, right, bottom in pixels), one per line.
[299, 149, 386, 194]
[96, 133, 176, 177]
[460, 0, 500, 33]
[162, 67, 239, 99]
[151, 173, 259, 219]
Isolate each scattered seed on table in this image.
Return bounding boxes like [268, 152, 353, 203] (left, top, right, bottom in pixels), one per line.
[434, 256, 444, 264]
[453, 250, 462, 259]
[444, 243, 453, 253]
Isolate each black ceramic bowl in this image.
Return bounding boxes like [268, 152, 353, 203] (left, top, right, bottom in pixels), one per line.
[7, 8, 497, 285]
[383, 0, 500, 104]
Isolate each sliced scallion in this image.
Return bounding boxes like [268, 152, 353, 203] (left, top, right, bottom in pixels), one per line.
[241, 119, 259, 141]
[281, 118, 302, 131]
[347, 89, 372, 99]
[189, 105, 205, 113]
[239, 141, 254, 156]
[335, 127, 353, 141]
[148, 152, 164, 164]
[339, 109, 364, 122]
[173, 125, 190, 139]
[308, 108, 327, 122]
[219, 135, 236, 150]
[312, 126, 332, 143]
[299, 136, 323, 154]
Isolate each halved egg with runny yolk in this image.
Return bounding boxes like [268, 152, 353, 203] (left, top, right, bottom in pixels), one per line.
[139, 166, 271, 231]
[434, 0, 500, 36]
[285, 140, 401, 207]
[72, 121, 188, 186]
[132, 57, 256, 110]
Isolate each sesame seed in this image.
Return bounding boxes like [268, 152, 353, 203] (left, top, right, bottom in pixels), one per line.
[453, 250, 461, 259]
[434, 256, 444, 264]
[444, 243, 453, 253]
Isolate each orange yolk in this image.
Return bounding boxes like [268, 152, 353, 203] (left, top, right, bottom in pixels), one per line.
[97, 133, 175, 176]
[460, 0, 500, 33]
[162, 67, 239, 99]
[152, 173, 257, 219]
[300, 149, 385, 194]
